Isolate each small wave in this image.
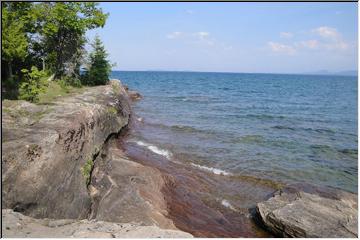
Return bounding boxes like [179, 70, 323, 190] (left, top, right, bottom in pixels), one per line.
[170, 124, 219, 137]
[218, 87, 231, 91]
[272, 125, 295, 131]
[245, 114, 286, 120]
[134, 140, 172, 159]
[303, 128, 335, 134]
[191, 163, 231, 176]
[339, 148, 358, 156]
[172, 95, 212, 103]
[310, 144, 332, 151]
[236, 135, 264, 144]
[221, 199, 237, 211]
[171, 125, 198, 132]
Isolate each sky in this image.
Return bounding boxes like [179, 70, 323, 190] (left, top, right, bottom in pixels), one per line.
[86, 2, 358, 74]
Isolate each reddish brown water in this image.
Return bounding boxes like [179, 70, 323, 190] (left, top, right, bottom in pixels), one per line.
[116, 131, 277, 237]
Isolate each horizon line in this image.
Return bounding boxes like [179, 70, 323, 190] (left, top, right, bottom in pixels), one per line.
[111, 69, 358, 77]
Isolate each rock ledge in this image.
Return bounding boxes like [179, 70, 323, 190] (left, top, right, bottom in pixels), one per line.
[2, 209, 192, 238]
[256, 185, 358, 238]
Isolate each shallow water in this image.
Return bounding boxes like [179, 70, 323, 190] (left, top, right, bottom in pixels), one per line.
[112, 71, 357, 193]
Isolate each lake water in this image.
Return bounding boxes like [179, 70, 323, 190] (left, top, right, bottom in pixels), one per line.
[111, 71, 358, 194]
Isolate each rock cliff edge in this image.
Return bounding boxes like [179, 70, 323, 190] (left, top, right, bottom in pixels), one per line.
[2, 80, 192, 237]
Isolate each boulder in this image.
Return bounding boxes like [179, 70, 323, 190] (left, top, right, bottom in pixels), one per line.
[256, 184, 358, 238]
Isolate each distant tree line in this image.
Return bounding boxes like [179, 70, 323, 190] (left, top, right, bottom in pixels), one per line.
[2, 2, 112, 101]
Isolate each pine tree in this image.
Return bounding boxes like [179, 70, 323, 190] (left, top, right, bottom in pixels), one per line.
[83, 35, 111, 86]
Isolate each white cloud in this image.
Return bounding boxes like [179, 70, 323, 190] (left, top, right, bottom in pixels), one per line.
[312, 26, 340, 40]
[167, 31, 210, 41]
[268, 26, 351, 54]
[193, 32, 217, 46]
[299, 40, 319, 49]
[194, 31, 210, 40]
[312, 26, 348, 50]
[223, 45, 233, 51]
[280, 32, 293, 38]
[166, 31, 184, 39]
[185, 9, 195, 14]
[166, 31, 232, 50]
[324, 41, 348, 50]
[268, 42, 296, 55]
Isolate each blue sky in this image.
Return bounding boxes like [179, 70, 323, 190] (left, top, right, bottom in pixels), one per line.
[87, 3, 358, 73]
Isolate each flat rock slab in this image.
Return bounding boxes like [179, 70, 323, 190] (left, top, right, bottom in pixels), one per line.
[256, 185, 358, 238]
[2, 209, 193, 238]
[88, 138, 176, 229]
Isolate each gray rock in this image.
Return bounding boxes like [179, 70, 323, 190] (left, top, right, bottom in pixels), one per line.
[2, 209, 193, 238]
[256, 185, 358, 237]
[88, 138, 177, 229]
[2, 80, 131, 219]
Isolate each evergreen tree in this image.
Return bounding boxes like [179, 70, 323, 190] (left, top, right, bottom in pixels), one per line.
[83, 35, 111, 86]
[2, 2, 30, 97]
[38, 2, 108, 79]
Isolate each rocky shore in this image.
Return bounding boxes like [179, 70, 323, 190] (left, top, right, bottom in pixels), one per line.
[1, 80, 191, 238]
[2, 209, 192, 238]
[256, 184, 358, 238]
[2, 79, 357, 238]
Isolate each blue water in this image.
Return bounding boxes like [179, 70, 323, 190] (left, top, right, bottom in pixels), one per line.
[111, 71, 358, 193]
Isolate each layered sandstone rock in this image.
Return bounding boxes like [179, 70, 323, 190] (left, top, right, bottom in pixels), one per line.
[2, 79, 192, 237]
[256, 184, 358, 238]
[2, 209, 192, 238]
[88, 138, 176, 229]
[2, 80, 131, 219]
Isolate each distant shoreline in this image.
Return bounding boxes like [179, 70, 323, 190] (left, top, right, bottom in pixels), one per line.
[111, 69, 358, 77]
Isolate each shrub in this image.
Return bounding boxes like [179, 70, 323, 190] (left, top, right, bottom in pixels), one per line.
[60, 75, 82, 88]
[81, 158, 94, 185]
[19, 66, 48, 102]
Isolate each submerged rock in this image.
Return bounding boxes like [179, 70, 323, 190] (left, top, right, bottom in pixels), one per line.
[128, 90, 142, 101]
[2, 209, 193, 238]
[256, 184, 358, 237]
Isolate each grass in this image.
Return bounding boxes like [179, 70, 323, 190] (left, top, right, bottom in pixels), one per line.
[37, 81, 85, 104]
[81, 158, 94, 185]
[32, 108, 52, 122]
[2, 99, 53, 124]
[107, 106, 118, 116]
[111, 82, 121, 94]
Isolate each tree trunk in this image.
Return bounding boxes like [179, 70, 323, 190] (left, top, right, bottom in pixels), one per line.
[8, 61, 13, 79]
[42, 57, 46, 71]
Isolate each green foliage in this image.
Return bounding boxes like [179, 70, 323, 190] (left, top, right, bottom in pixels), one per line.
[60, 76, 82, 88]
[81, 158, 94, 185]
[2, 2, 108, 100]
[37, 81, 85, 104]
[82, 35, 111, 86]
[1, 4, 29, 63]
[39, 2, 108, 78]
[19, 67, 48, 102]
[107, 106, 118, 116]
[1, 2, 33, 94]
